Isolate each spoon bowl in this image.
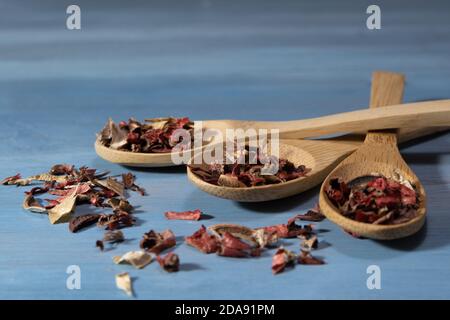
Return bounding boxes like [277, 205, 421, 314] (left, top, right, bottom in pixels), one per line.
[318, 133, 427, 239]
[319, 71, 427, 240]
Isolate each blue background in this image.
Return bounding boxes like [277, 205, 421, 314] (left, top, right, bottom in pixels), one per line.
[0, 0, 449, 299]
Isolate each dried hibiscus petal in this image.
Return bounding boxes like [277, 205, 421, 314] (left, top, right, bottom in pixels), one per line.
[140, 229, 176, 254]
[22, 194, 47, 213]
[69, 214, 101, 233]
[297, 250, 324, 265]
[185, 225, 219, 254]
[165, 209, 202, 221]
[272, 247, 296, 274]
[218, 232, 252, 258]
[156, 252, 180, 272]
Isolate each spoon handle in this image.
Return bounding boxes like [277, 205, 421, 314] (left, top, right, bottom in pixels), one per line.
[242, 99, 450, 139]
[364, 71, 404, 145]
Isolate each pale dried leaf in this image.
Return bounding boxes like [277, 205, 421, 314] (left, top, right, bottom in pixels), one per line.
[48, 190, 77, 224]
[115, 272, 133, 296]
[109, 120, 128, 150]
[113, 251, 153, 269]
[217, 174, 246, 188]
[22, 194, 47, 213]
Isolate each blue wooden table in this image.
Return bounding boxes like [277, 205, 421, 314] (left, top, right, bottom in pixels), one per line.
[1, 0, 449, 299]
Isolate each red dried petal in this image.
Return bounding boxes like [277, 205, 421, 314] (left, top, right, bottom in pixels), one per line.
[185, 225, 219, 254]
[164, 209, 202, 221]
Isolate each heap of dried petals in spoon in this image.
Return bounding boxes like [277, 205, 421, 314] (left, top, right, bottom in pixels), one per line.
[325, 175, 419, 225]
[189, 147, 311, 188]
[1, 165, 145, 227]
[98, 117, 194, 153]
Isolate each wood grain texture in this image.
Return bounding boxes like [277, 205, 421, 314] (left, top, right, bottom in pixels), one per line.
[0, 0, 450, 300]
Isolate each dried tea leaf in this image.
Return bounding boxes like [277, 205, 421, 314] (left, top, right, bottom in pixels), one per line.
[218, 232, 253, 258]
[22, 194, 47, 213]
[294, 204, 326, 222]
[97, 210, 135, 230]
[113, 251, 153, 269]
[297, 250, 325, 265]
[185, 225, 219, 254]
[109, 119, 129, 150]
[140, 229, 176, 254]
[48, 190, 77, 224]
[156, 252, 180, 272]
[69, 214, 101, 233]
[96, 240, 104, 251]
[165, 209, 202, 221]
[95, 177, 124, 197]
[50, 164, 74, 175]
[299, 235, 318, 252]
[120, 172, 146, 195]
[106, 198, 133, 213]
[103, 230, 125, 243]
[217, 174, 246, 188]
[115, 272, 133, 296]
[272, 247, 297, 274]
[2, 173, 23, 185]
[28, 173, 68, 183]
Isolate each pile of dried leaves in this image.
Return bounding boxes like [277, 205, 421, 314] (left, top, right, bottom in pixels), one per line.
[189, 147, 311, 188]
[326, 175, 419, 225]
[98, 117, 194, 153]
[2, 165, 144, 227]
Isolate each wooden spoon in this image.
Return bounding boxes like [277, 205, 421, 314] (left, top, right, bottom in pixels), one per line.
[95, 99, 450, 167]
[187, 72, 446, 201]
[319, 72, 427, 239]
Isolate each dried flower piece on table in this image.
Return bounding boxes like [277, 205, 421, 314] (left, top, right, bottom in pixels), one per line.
[69, 214, 101, 233]
[165, 209, 202, 221]
[97, 210, 135, 230]
[22, 194, 47, 213]
[115, 272, 133, 297]
[97, 230, 125, 251]
[297, 250, 325, 265]
[185, 225, 219, 254]
[98, 117, 194, 153]
[113, 251, 153, 269]
[299, 235, 318, 252]
[140, 229, 176, 254]
[157, 252, 180, 272]
[325, 176, 419, 225]
[292, 204, 325, 222]
[122, 173, 146, 196]
[272, 247, 297, 275]
[218, 232, 256, 258]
